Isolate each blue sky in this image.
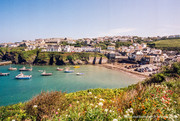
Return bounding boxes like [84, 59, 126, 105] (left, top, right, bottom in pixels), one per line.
[0, 0, 180, 42]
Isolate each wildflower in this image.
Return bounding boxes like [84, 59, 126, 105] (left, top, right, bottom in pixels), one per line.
[33, 105, 37, 108]
[90, 104, 94, 106]
[99, 98, 104, 102]
[105, 109, 108, 112]
[141, 105, 145, 109]
[56, 112, 58, 115]
[98, 102, 103, 106]
[95, 105, 98, 108]
[77, 101, 79, 103]
[109, 110, 112, 112]
[138, 97, 141, 100]
[124, 115, 128, 118]
[174, 101, 177, 103]
[129, 110, 133, 114]
[58, 108, 60, 111]
[69, 104, 72, 107]
[142, 111, 146, 114]
[125, 110, 128, 114]
[157, 109, 162, 114]
[94, 96, 97, 99]
[118, 116, 122, 119]
[113, 119, 118, 121]
[174, 115, 178, 118]
[12, 120, 15, 121]
[89, 92, 92, 95]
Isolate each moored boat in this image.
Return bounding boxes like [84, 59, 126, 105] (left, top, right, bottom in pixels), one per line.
[73, 66, 80, 68]
[19, 66, 32, 71]
[15, 72, 32, 79]
[64, 70, 74, 73]
[0, 72, 10, 76]
[8, 65, 17, 71]
[56, 67, 63, 71]
[64, 67, 74, 73]
[76, 72, 84, 76]
[41, 70, 52, 76]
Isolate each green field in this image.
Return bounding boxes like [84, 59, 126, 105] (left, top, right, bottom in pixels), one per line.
[153, 39, 180, 47]
[148, 39, 180, 50]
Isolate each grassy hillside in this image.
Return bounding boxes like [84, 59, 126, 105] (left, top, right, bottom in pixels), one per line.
[148, 39, 180, 51]
[0, 63, 180, 121]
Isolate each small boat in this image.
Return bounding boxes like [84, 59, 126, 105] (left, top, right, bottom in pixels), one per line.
[64, 67, 74, 73]
[76, 72, 84, 76]
[41, 70, 52, 76]
[19, 66, 32, 71]
[8, 65, 17, 71]
[0, 72, 10, 76]
[15, 72, 32, 79]
[64, 70, 74, 73]
[73, 66, 80, 68]
[38, 70, 43, 72]
[56, 67, 63, 71]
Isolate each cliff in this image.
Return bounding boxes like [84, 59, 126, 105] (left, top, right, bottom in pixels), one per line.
[0, 48, 108, 65]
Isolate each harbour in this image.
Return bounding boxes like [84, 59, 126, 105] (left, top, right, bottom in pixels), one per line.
[0, 64, 141, 106]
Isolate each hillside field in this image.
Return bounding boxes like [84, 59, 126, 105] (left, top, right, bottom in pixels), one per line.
[154, 39, 180, 47]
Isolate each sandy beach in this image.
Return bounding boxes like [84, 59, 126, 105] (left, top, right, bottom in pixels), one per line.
[99, 63, 149, 81]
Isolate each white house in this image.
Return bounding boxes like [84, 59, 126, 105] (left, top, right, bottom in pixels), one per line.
[107, 46, 115, 51]
[42, 45, 62, 52]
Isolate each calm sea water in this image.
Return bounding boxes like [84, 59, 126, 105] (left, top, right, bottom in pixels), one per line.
[0, 65, 140, 106]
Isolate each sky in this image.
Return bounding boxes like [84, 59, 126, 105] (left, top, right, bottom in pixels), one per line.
[0, 0, 180, 43]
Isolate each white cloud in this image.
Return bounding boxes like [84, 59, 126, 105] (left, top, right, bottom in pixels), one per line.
[98, 28, 136, 37]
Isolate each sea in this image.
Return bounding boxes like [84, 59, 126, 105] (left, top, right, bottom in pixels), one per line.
[0, 65, 141, 106]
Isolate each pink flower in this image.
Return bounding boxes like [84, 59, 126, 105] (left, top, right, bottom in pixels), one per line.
[69, 104, 72, 107]
[56, 112, 58, 115]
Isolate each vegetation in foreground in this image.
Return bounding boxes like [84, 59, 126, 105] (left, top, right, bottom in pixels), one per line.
[0, 63, 180, 121]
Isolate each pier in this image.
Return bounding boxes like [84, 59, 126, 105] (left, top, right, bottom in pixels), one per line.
[0, 61, 12, 66]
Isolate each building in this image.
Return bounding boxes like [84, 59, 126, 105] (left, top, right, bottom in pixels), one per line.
[107, 46, 115, 51]
[42, 45, 62, 52]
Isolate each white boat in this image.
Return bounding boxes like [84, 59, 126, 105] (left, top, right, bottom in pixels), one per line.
[56, 67, 63, 71]
[19, 66, 32, 71]
[0, 72, 10, 76]
[41, 70, 52, 76]
[8, 65, 17, 71]
[76, 72, 84, 76]
[15, 72, 32, 79]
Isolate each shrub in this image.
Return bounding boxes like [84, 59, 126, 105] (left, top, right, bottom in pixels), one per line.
[25, 91, 69, 120]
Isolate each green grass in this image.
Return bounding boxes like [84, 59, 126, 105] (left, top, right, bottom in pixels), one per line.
[153, 39, 180, 48]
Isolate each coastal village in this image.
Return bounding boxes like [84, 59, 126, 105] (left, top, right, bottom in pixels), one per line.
[0, 35, 180, 77]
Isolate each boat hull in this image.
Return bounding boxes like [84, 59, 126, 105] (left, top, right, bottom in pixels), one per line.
[56, 69, 63, 71]
[64, 70, 74, 73]
[8, 68, 17, 71]
[73, 66, 80, 68]
[15, 77, 31, 79]
[0, 73, 10, 76]
[41, 73, 52, 76]
[19, 69, 32, 71]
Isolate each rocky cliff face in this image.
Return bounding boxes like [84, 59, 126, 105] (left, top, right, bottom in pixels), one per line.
[1, 50, 108, 65]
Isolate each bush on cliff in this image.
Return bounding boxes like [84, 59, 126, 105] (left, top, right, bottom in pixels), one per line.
[25, 91, 69, 120]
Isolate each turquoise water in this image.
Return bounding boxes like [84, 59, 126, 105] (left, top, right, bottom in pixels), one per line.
[0, 65, 140, 106]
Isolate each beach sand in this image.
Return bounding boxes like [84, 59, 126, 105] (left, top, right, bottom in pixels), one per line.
[98, 63, 149, 81]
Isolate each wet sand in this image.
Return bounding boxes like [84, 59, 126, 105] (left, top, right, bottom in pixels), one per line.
[99, 63, 149, 81]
